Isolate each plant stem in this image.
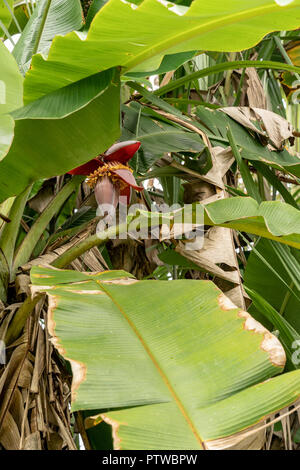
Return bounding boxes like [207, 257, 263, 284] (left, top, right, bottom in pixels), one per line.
[12, 177, 82, 277]
[52, 222, 128, 269]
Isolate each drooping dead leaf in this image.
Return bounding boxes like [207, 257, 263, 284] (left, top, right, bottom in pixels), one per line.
[23, 431, 42, 450]
[0, 411, 21, 450]
[177, 227, 239, 282]
[184, 146, 235, 190]
[175, 144, 245, 308]
[15, 274, 30, 298]
[222, 107, 294, 150]
[28, 184, 55, 214]
[245, 68, 267, 109]
[253, 108, 294, 150]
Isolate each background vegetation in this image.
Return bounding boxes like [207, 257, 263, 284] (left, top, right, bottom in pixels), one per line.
[0, 0, 300, 450]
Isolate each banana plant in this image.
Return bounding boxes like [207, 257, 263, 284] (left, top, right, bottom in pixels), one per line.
[1, 0, 300, 452]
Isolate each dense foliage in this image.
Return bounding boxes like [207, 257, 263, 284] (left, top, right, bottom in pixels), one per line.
[0, 0, 300, 450]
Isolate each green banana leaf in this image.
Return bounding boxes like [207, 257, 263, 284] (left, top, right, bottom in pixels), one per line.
[0, 69, 120, 203]
[13, 0, 83, 73]
[31, 265, 300, 450]
[205, 198, 300, 248]
[0, 41, 23, 160]
[24, 0, 300, 102]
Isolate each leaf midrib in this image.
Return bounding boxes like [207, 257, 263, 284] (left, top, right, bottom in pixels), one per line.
[124, 3, 294, 71]
[98, 280, 204, 449]
[31, 0, 52, 58]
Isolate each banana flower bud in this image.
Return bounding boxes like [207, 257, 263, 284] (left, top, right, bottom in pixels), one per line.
[68, 141, 143, 210]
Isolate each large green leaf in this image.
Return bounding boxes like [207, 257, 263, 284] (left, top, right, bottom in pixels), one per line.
[13, 0, 83, 73]
[203, 197, 300, 249]
[0, 42, 23, 115]
[31, 265, 300, 450]
[0, 69, 120, 203]
[23, 0, 300, 102]
[0, 41, 23, 161]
